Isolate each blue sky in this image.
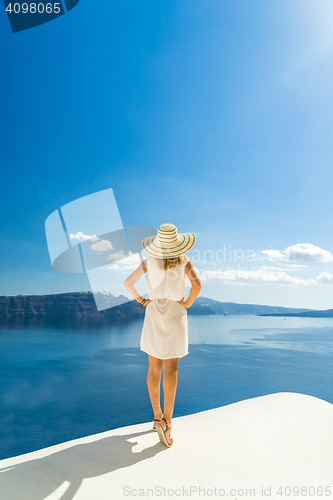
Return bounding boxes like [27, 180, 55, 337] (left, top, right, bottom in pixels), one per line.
[1, 0, 333, 309]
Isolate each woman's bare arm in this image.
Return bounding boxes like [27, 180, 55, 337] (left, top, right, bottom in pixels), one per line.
[178, 258, 201, 308]
[123, 260, 151, 305]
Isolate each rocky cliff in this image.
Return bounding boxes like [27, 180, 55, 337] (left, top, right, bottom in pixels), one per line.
[0, 291, 312, 321]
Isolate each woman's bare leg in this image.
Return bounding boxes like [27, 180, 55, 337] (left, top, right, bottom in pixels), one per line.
[147, 355, 163, 421]
[160, 357, 179, 445]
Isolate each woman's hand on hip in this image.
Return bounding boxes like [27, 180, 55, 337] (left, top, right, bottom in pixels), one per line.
[177, 298, 190, 309]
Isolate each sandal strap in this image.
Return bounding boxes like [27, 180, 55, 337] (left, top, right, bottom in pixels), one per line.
[155, 416, 171, 433]
[161, 417, 171, 433]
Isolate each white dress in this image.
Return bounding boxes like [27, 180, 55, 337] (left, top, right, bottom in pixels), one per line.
[140, 255, 189, 360]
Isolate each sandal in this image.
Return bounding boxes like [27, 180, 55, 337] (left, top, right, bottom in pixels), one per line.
[156, 417, 173, 447]
[153, 417, 163, 431]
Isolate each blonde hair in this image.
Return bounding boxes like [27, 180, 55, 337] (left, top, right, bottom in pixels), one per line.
[155, 255, 185, 270]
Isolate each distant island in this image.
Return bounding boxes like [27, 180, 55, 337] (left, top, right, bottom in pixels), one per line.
[0, 291, 327, 323]
[258, 310, 333, 318]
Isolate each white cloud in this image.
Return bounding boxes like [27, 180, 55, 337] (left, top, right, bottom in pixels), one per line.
[108, 264, 120, 270]
[280, 263, 308, 270]
[91, 240, 114, 253]
[199, 267, 317, 286]
[261, 264, 307, 271]
[260, 243, 333, 263]
[69, 231, 99, 242]
[261, 249, 285, 261]
[106, 250, 127, 261]
[315, 272, 333, 284]
[106, 252, 144, 272]
[284, 243, 333, 262]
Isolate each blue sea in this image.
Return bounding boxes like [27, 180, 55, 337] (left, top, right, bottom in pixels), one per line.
[0, 315, 333, 460]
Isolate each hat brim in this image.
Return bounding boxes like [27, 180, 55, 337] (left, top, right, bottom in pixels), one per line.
[141, 232, 196, 258]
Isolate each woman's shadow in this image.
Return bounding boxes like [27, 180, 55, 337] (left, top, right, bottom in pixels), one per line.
[0, 429, 165, 500]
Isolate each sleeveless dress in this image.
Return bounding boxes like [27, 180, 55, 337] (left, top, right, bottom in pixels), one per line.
[140, 255, 189, 360]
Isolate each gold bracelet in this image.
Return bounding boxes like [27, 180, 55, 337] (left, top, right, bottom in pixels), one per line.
[139, 297, 146, 308]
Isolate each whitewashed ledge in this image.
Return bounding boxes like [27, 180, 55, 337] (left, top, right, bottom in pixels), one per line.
[1, 393, 333, 500]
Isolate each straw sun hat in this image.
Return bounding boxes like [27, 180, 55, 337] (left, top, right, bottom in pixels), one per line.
[141, 223, 196, 259]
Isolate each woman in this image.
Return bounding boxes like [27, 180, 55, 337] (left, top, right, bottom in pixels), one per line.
[124, 223, 201, 447]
